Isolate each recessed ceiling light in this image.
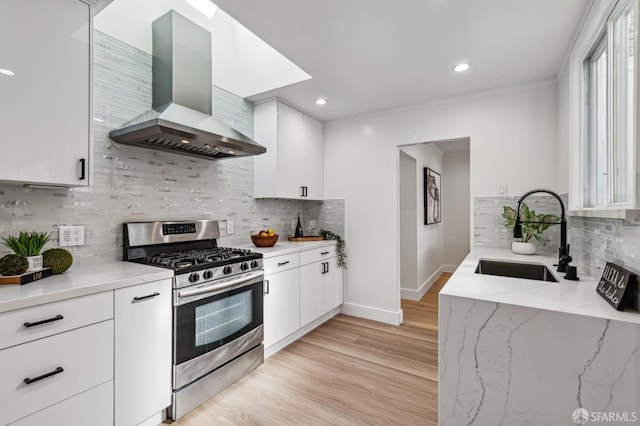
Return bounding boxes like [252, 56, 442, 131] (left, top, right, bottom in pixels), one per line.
[0, 68, 15, 76]
[184, 0, 218, 18]
[454, 63, 471, 72]
[181, 139, 190, 144]
[315, 98, 327, 105]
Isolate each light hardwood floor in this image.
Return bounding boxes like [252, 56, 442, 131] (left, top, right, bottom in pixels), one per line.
[171, 273, 451, 426]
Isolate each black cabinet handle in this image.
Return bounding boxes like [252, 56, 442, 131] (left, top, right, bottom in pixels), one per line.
[132, 292, 160, 302]
[321, 251, 330, 255]
[326, 262, 329, 274]
[24, 367, 64, 385]
[322, 262, 328, 274]
[300, 186, 308, 197]
[264, 279, 270, 295]
[24, 314, 63, 328]
[277, 261, 290, 267]
[79, 158, 86, 180]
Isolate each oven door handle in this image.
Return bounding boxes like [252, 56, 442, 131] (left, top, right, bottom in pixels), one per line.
[176, 271, 264, 299]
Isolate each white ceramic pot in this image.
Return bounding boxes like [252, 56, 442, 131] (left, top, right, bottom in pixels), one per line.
[26, 255, 43, 272]
[511, 241, 537, 255]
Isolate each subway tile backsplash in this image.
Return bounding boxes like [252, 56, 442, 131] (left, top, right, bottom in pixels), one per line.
[474, 195, 640, 278]
[0, 32, 344, 264]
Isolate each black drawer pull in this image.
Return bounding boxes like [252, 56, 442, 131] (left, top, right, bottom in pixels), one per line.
[24, 314, 64, 328]
[133, 292, 160, 302]
[277, 261, 290, 267]
[321, 251, 330, 255]
[24, 366, 64, 385]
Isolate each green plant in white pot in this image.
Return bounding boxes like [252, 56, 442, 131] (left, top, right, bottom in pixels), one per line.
[502, 203, 559, 255]
[2, 231, 51, 272]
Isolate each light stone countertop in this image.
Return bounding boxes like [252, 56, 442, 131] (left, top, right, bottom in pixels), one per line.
[241, 240, 336, 258]
[440, 248, 640, 325]
[0, 262, 173, 314]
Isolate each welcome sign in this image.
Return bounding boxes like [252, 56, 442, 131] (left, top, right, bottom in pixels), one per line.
[596, 262, 637, 311]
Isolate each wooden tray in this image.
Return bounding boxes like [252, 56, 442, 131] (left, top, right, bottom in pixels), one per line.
[0, 268, 52, 285]
[288, 236, 324, 242]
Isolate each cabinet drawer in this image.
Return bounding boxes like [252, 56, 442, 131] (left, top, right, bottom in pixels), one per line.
[0, 292, 113, 350]
[10, 381, 113, 426]
[0, 320, 114, 425]
[299, 245, 336, 266]
[264, 253, 300, 275]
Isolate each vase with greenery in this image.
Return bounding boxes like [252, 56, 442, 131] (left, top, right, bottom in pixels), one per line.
[319, 229, 347, 268]
[2, 231, 52, 271]
[502, 203, 559, 254]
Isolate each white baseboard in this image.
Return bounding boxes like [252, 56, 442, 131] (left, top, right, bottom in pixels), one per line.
[140, 411, 163, 426]
[265, 307, 341, 359]
[401, 264, 458, 301]
[341, 302, 402, 325]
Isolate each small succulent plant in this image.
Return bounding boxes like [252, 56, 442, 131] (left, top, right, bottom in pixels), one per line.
[0, 254, 29, 276]
[2, 231, 52, 257]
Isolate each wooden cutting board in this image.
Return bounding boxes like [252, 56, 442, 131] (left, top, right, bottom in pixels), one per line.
[287, 236, 324, 242]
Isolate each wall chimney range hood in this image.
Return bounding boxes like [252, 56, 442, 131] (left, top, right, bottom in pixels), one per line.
[109, 11, 266, 159]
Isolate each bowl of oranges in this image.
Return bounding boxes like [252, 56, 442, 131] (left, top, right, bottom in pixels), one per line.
[250, 228, 279, 247]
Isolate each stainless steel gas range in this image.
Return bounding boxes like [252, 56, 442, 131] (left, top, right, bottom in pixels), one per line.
[123, 220, 264, 420]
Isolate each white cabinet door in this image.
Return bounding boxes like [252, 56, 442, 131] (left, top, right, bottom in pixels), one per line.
[254, 100, 324, 200]
[263, 268, 300, 348]
[0, 0, 91, 186]
[115, 279, 172, 426]
[323, 257, 343, 312]
[299, 262, 325, 327]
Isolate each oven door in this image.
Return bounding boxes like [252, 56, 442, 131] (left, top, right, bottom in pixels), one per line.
[174, 271, 264, 368]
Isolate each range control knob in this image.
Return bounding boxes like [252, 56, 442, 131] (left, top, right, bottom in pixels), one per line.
[203, 270, 213, 280]
[223, 266, 233, 275]
[240, 262, 249, 271]
[189, 273, 200, 283]
[250, 260, 259, 269]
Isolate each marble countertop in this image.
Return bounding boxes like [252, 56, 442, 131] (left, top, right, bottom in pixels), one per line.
[242, 240, 336, 258]
[0, 262, 173, 314]
[441, 248, 640, 325]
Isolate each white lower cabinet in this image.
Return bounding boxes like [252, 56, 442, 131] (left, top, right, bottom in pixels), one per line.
[11, 381, 113, 426]
[300, 250, 343, 328]
[300, 262, 325, 327]
[0, 320, 114, 425]
[264, 268, 300, 348]
[115, 279, 172, 426]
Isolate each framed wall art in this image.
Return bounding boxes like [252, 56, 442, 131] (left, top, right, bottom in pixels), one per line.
[424, 167, 441, 225]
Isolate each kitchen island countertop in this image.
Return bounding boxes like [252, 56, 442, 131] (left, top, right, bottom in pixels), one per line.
[441, 248, 640, 324]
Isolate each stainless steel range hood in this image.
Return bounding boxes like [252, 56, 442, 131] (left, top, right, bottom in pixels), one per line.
[109, 11, 266, 159]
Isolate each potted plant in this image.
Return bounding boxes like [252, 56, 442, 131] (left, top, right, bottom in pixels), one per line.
[502, 203, 559, 255]
[2, 231, 52, 272]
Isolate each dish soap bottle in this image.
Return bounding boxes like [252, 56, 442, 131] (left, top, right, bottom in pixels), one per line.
[295, 216, 304, 238]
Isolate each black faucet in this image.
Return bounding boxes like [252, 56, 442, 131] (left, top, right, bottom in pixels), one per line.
[513, 189, 572, 274]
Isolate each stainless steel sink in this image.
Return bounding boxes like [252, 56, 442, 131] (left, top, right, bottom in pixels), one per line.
[475, 259, 558, 282]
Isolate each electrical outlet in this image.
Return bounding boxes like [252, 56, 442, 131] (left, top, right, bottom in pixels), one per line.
[226, 220, 234, 235]
[290, 220, 296, 231]
[498, 184, 508, 195]
[59, 225, 85, 247]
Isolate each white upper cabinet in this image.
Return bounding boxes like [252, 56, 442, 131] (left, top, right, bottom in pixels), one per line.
[0, 0, 92, 186]
[254, 100, 324, 200]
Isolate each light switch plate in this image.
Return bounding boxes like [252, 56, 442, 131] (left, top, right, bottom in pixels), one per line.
[498, 184, 508, 195]
[226, 220, 234, 235]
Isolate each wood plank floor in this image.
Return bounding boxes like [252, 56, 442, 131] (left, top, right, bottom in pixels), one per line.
[171, 273, 451, 426]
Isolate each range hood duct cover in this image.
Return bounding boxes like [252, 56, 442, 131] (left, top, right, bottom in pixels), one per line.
[109, 11, 266, 159]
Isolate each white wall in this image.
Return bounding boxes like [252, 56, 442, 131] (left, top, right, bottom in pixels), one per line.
[399, 144, 444, 299]
[399, 150, 418, 292]
[557, 67, 570, 195]
[324, 81, 559, 324]
[442, 150, 471, 267]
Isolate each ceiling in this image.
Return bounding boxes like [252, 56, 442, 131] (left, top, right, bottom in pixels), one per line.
[213, 0, 593, 122]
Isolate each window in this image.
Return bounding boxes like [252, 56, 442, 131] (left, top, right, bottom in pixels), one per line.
[582, 0, 635, 208]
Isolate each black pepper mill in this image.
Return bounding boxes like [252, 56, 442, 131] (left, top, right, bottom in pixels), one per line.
[295, 216, 304, 238]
